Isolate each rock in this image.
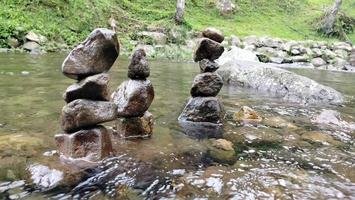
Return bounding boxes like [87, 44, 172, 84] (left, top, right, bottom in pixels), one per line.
[0, 48, 9, 53]
[301, 131, 342, 146]
[63, 73, 109, 103]
[291, 55, 308, 63]
[61, 99, 118, 132]
[333, 42, 352, 51]
[22, 42, 40, 51]
[207, 143, 236, 164]
[311, 58, 327, 67]
[194, 38, 225, 62]
[137, 31, 167, 45]
[323, 49, 336, 60]
[216, 59, 344, 105]
[27, 164, 63, 189]
[290, 49, 301, 55]
[243, 35, 259, 46]
[334, 49, 349, 59]
[333, 58, 348, 69]
[191, 72, 223, 97]
[256, 47, 277, 57]
[179, 120, 223, 139]
[217, 47, 259, 64]
[111, 79, 154, 118]
[211, 139, 234, 151]
[178, 97, 224, 123]
[7, 38, 19, 48]
[55, 126, 113, 161]
[260, 37, 282, 48]
[312, 48, 323, 57]
[25, 31, 47, 43]
[230, 35, 242, 47]
[202, 27, 224, 43]
[350, 48, 355, 66]
[263, 116, 297, 129]
[244, 45, 256, 51]
[199, 59, 220, 73]
[115, 111, 154, 139]
[62, 28, 119, 80]
[215, 0, 236, 16]
[269, 57, 284, 64]
[312, 110, 355, 131]
[233, 106, 262, 124]
[128, 49, 150, 79]
[136, 44, 156, 57]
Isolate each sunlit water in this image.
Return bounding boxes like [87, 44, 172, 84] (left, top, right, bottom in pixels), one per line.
[0, 53, 354, 199]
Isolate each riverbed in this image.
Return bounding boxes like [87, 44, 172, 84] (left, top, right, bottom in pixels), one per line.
[0, 53, 354, 199]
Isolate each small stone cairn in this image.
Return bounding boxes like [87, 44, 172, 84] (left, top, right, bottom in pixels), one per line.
[55, 28, 120, 162]
[111, 49, 155, 139]
[178, 28, 225, 138]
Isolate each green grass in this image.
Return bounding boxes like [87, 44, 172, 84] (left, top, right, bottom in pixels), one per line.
[0, 0, 354, 49]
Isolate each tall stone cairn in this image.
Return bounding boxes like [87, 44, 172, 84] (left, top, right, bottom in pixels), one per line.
[179, 28, 225, 127]
[55, 28, 120, 161]
[111, 49, 155, 139]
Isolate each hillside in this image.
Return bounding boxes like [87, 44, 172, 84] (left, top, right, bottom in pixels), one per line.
[1, 0, 354, 49]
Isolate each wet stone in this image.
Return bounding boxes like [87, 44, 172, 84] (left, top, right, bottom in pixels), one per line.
[233, 106, 263, 124]
[63, 73, 109, 103]
[194, 38, 224, 62]
[199, 59, 219, 73]
[115, 111, 154, 139]
[128, 49, 150, 80]
[55, 126, 113, 161]
[62, 28, 119, 80]
[61, 99, 117, 132]
[202, 27, 225, 43]
[111, 79, 154, 118]
[191, 72, 223, 97]
[178, 97, 224, 123]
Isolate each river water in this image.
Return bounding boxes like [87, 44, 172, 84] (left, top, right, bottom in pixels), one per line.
[0, 53, 354, 199]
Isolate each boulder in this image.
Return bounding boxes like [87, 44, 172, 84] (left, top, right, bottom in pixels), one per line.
[199, 59, 220, 73]
[55, 126, 113, 161]
[243, 36, 259, 46]
[216, 58, 344, 105]
[111, 79, 154, 118]
[61, 99, 118, 132]
[194, 38, 224, 62]
[115, 111, 154, 139]
[217, 46, 259, 64]
[311, 58, 326, 67]
[62, 28, 119, 80]
[25, 31, 47, 44]
[23, 42, 40, 51]
[178, 97, 224, 123]
[233, 106, 262, 124]
[137, 31, 167, 45]
[191, 72, 223, 97]
[230, 35, 242, 47]
[128, 49, 150, 79]
[202, 27, 224, 43]
[63, 73, 109, 103]
[215, 0, 236, 16]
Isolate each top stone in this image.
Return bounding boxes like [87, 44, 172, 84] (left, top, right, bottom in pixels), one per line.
[202, 28, 224, 43]
[128, 49, 150, 79]
[62, 28, 120, 80]
[194, 38, 224, 62]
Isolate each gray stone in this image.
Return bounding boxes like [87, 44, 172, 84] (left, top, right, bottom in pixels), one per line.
[191, 72, 223, 97]
[7, 38, 19, 48]
[202, 27, 224, 43]
[136, 44, 155, 57]
[25, 31, 47, 43]
[350, 48, 355, 66]
[290, 49, 301, 55]
[334, 49, 349, 59]
[324, 49, 336, 60]
[128, 48, 150, 79]
[137, 31, 167, 45]
[218, 46, 259, 62]
[243, 35, 259, 46]
[23, 42, 40, 51]
[115, 111, 154, 139]
[61, 99, 118, 132]
[62, 28, 119, 80]
[63, 73, 109, 103]
[230, 35, 242, 47]
[312, 48, 323, 57]
[199, 59, 219, 72]
[111, 79, 154, 118]
[311, 58, 327, 67]
[215, 0, 236, 16]
[216, 59, 344, 105]
[194, 38, 224, 62]
[243, 45, 256, 51]
[260, 37, 282, 48]
[269, 57, 284, 64]
[178, 97, 224, 123]
[291, 55, 308, 63]
[333, 42, 352, 51]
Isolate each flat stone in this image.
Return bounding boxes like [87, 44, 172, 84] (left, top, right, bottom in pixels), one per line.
[202, 27, 224, 43]
[115, 111, 154, 139]
[61, 99, 118, 132]
[128, 49, 150, 79]
[23, 42, 40, 51]
[199, 59, 219, 73]
[55, 126, 113, 161]
[25, 31, 47, 43]
[63, 73, 109, 103]
[218, 46, 259, 63]
[62, 28, 119, 80]
[194, 38, 224, 62]
[111, 79, 154, 118]
[178, 97, 224, 123]
[191, 72, 223, 97]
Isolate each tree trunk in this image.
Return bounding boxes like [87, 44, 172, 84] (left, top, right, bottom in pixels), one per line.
[321, 0, 342, 35]
[175, 0, 185, 24]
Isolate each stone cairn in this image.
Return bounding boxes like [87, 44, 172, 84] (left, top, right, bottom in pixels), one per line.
[178, 28, 225, 139]
[111, 49, 155, 139]
[55, 28, 120, 162]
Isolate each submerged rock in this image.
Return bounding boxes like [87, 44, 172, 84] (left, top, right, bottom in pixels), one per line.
[301, 131, 342, 146]
[191, 72, 223, 97]
[233, 106, 262, 124]
[179, 120, 224, 139]
[194, 38, 224, 62]
[55, 126, 113, 161]
[62, 28, 119, 80]
[217, 58, 344, 105]
[115, 111, 154, 139]
[207, 139, 236, 164]
[63, 73, 109, 103]
[178, 97, 224, 123]
[111, 79, 154, 118]
[128, 49, 150, 79]
[202, 27, 224, 43]
[211, 139, 234, 151]
[61, 99, 117, 132]
[199, 59, 220, 73]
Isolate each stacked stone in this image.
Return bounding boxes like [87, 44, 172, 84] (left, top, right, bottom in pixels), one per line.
[111, 49, 155, 139]
[55, 28, 120, 161]
[179, 28, 225, 129]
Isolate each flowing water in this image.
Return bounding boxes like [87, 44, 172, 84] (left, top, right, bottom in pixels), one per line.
[0, 53, 354, 199]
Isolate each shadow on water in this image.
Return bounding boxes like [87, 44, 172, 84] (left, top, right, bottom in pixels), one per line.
[0, 53, 355, 199]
